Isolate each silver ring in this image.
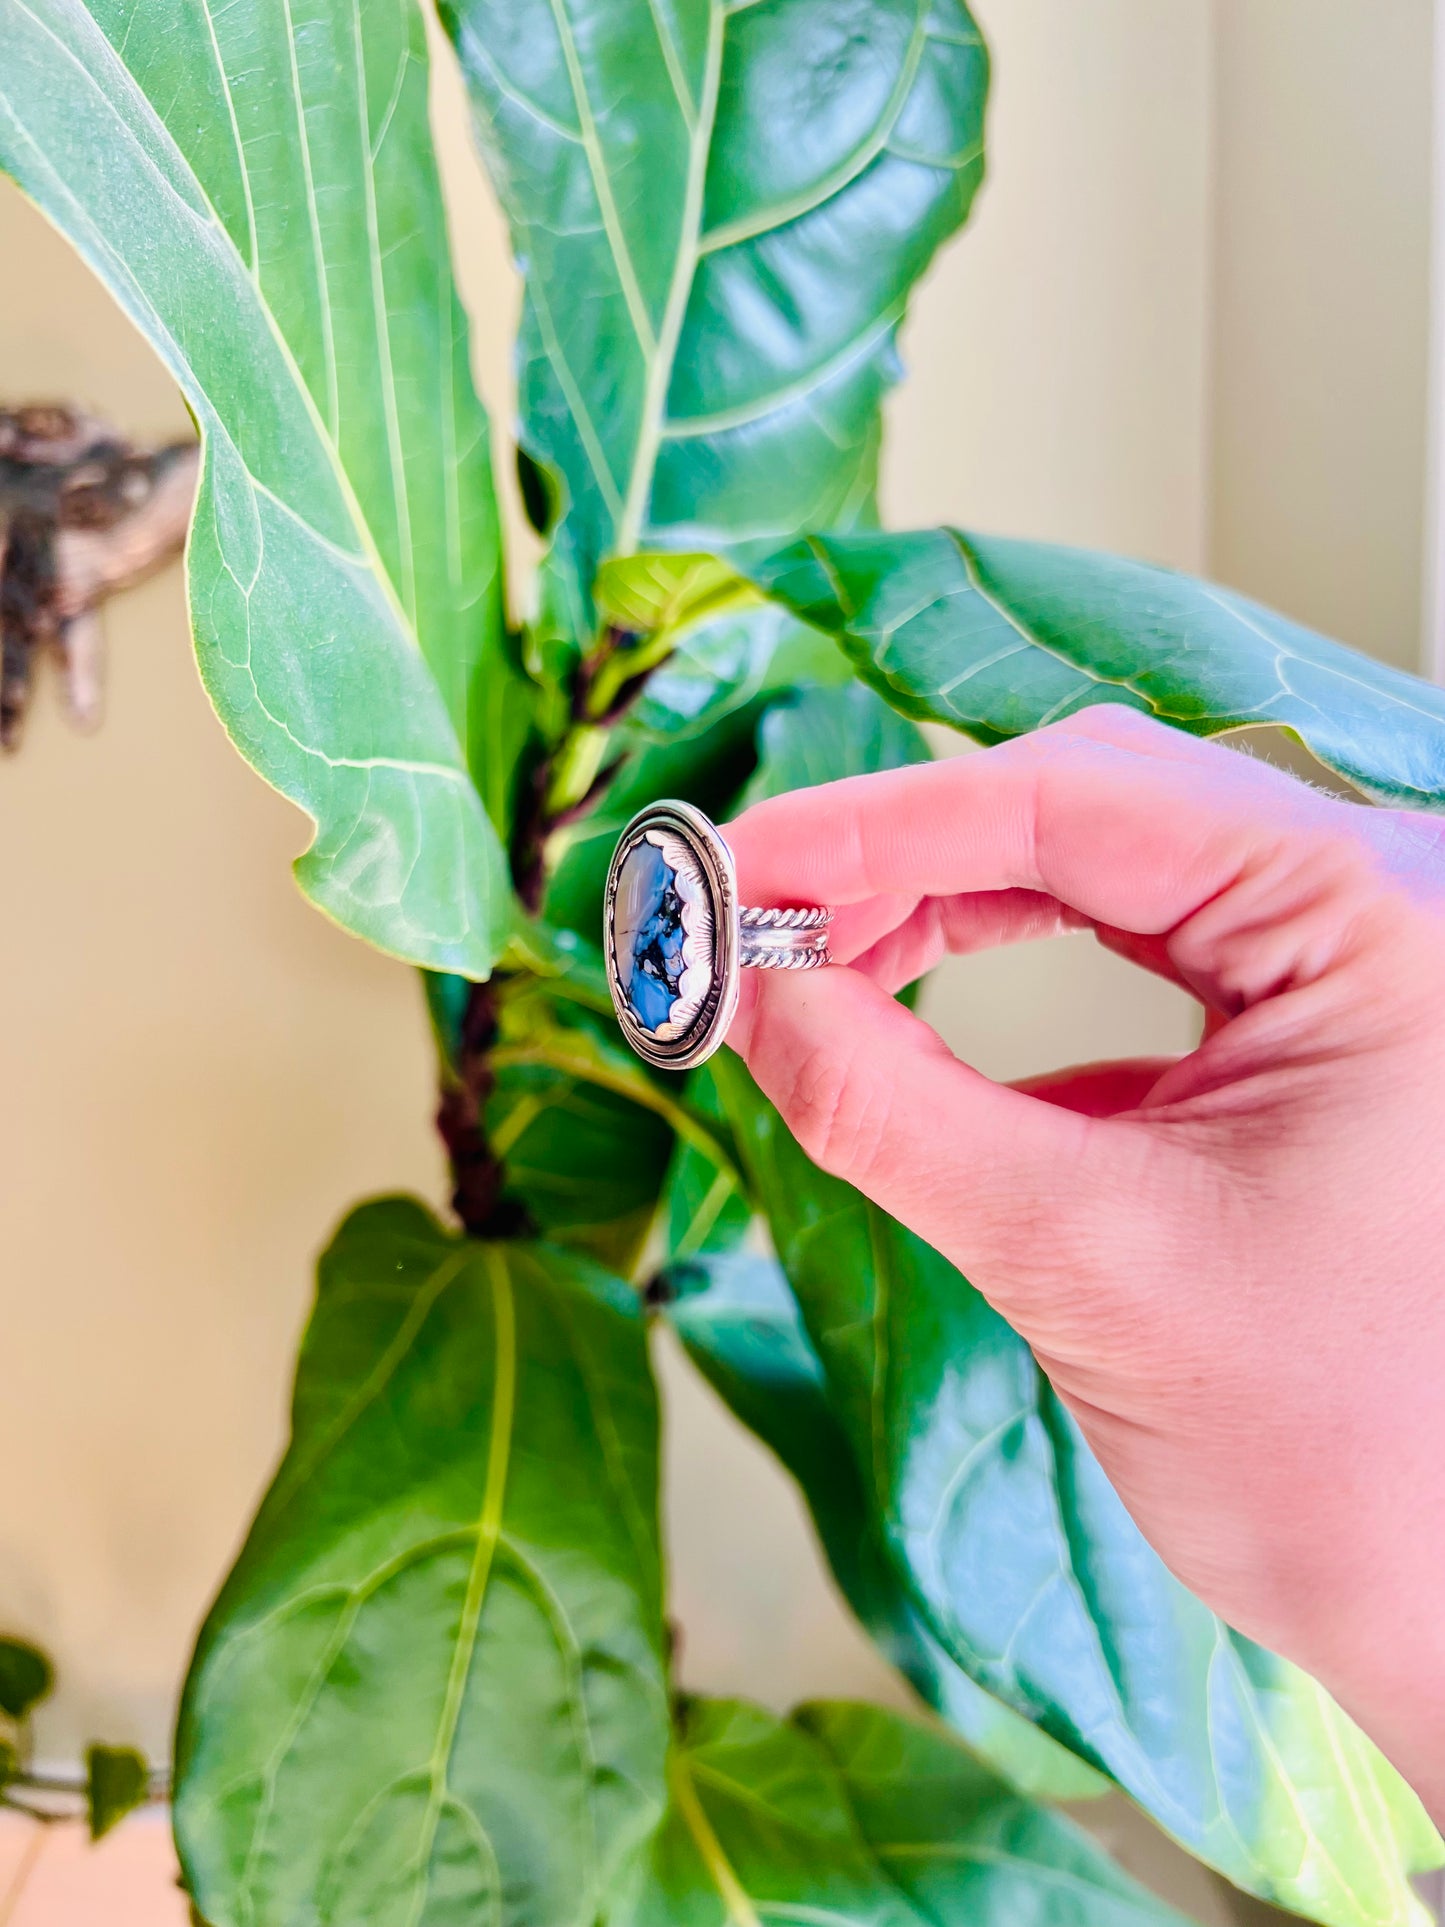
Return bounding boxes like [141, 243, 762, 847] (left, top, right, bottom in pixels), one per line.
[603, 800, 834, 1070]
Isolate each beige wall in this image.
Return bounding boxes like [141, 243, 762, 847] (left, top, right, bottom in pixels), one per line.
[0, 210, 449, 1756]
[887, 1, 1213, 569]
[0, 12, 1429, 1915]
[1210, 0, 1435, 671]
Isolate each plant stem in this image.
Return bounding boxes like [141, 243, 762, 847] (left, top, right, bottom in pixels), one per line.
[4, 1770, 167, 1802]
[439, 623, 659, 1231]
[509, 625, 640, 913]
[435, 978, 533, 1241]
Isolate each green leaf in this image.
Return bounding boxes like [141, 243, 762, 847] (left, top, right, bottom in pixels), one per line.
[481, 980, 749, 1271]
[666, 1248, 1105, 1805]
[441, 0, 989, 635]
[746, 529, 1445, 806]
[0, 1639, 52, 1721]
[596, 553, 761, 641]
[659, 1048, 1099, 1804]
[0, 1738, 18, 1789]
[174, 1198, 669, 1927]
[631, 604, 853, 745]
[488, 1069, 669, 1271]
[802, 1700, 1187, 1923]
[486, 1000, 677, 1269]
[658, 1064, 751, 1267]
[613, 1697, 1191, 1927]
[0, 0, 518, 972]
[710, 1056, 1443, 1927]
[86, 1744, 149, 1841]
[590, 552, 882, 751]
[492, 986, 742, 1177]
[738, 679, 932, 809]
[499, 924, 615, 1015]
[586, 554, 770, 722]
[660, 1145, 750, 1267]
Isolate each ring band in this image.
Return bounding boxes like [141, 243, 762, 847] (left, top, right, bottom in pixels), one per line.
[739, 906, 833, 970]
[604, 800, 834, 1070]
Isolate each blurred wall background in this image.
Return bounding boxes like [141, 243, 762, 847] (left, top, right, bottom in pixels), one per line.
[1211, 0, 1434, 670]
[0, 1, 1433, 1914]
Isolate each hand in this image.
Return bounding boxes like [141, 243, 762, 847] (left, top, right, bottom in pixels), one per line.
[726, 704, 1445, 1819]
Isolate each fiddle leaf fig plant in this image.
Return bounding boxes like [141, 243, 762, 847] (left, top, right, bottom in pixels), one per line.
[1, 0, 1442, 1924]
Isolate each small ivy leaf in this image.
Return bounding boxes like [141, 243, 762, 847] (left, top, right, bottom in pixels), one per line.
[0, 1639, 53, 1720]
[85, 1744, 149, 1841]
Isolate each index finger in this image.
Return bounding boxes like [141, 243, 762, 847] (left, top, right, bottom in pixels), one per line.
[726, 705, 1343, 941]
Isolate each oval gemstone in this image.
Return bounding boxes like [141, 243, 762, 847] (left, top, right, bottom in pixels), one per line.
[613, 837, 687, 1033]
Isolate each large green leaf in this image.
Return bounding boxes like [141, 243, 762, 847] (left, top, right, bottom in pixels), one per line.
[710, 1058, 1442, 1927]
[594, 549, 858, 756]
[611, 1696, 1192, 1926]
[745, 529, 1445, 805]
[484, 991, 705, 1270]
[174, 1198, 669, 1927]
[804, 1700, 1186, 1923]
[0, 0, 521, 971]
[488, 1062, 674, 1268]
[441, 0, 989, 643]
[633, 607, 851, 743]
[666, 1246, 1106, 1804]
[657, 1056, 751, 1266]
[737, 677, 931, 808]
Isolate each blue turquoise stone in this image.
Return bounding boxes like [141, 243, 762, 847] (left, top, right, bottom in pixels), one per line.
[613, 840, 687, 1032]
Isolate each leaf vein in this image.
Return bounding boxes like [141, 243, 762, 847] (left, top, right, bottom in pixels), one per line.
[277, 0, 340, 437]
[195, 0, 258, 271]
[543, 0, 657, 357]
[352, 0, 417, 625]
[697, 0, 930, 255]
[661, 305, 901, 440]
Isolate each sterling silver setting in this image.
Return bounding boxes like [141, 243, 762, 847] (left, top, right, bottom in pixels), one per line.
[603, 800, 833, 1071]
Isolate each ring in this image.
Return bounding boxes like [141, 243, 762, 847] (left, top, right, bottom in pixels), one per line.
[603, 800, 834, 1070]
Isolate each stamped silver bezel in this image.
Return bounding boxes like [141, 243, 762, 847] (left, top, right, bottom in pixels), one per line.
[603, 800, 739, 1072]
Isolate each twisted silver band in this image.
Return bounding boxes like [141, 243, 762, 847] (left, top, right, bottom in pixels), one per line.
[739, 905, 833, 970]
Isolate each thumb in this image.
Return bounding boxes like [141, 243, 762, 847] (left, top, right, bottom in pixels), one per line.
[735, 964, 1156, 1328]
